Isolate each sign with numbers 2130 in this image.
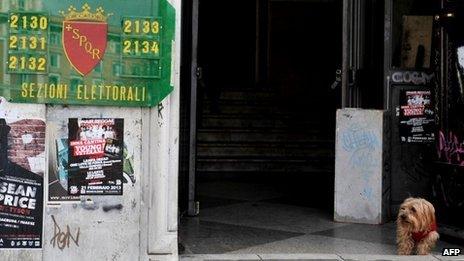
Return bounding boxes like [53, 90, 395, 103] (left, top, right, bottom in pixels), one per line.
[0, 0, 176, 107]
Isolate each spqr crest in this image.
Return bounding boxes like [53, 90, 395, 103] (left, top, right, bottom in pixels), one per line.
[61, 4, 111, 76]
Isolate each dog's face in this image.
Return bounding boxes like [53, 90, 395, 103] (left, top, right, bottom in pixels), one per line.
[397, 197, 436, 232]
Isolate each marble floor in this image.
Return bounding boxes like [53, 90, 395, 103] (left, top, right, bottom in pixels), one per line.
[179, 180, 463, 260]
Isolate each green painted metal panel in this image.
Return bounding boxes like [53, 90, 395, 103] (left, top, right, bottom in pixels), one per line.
[0, 0, 175, 107]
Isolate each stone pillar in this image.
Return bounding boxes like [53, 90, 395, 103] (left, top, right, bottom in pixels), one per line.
[334, 109, 389, 224]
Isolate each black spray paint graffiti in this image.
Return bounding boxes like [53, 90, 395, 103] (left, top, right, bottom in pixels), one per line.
[50, 215, 80, 250]
[157, 103, 164, 127]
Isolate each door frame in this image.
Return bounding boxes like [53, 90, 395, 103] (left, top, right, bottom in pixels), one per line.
[187, 0, 199, 217]
[342, 0, 366, 108]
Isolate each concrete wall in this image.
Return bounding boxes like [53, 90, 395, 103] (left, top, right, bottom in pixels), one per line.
[0, 0, 181, 260]
[334, 109, 389, 225]
[43, 107, 143, 261]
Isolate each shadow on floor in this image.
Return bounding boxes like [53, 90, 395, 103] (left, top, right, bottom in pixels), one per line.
[179, 180, 461, 256]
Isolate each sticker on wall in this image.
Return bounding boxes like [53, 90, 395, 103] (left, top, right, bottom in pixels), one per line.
[399, 90, 436, 143]
[67, 118, 124, 195]
[0, 118, 44, 249]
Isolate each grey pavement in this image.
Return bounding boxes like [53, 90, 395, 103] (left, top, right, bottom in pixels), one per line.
[181, 253, 464, 261]
[181, 254, 464, 261]
[180, 181, 463, 261]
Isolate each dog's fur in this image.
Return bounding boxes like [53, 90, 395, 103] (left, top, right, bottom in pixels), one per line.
[396, 197, 439, 255]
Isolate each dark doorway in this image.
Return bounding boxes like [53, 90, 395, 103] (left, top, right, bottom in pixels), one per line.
[179, 0, 343, 254]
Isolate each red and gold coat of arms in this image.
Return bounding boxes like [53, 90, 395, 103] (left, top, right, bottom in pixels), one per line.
[61, 4, 111, 76]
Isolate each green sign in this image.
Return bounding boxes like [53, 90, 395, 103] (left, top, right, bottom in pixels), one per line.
[0, 0, 175, 107]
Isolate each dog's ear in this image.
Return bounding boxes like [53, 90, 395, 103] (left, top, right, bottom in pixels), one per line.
[423, 199, 436, 225]
[419, 199, 435, 230]
[415, 201, 427, 231]
[424, 199, 435, 213]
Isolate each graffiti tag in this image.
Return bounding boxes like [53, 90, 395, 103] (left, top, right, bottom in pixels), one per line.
[437, 131, 464, 166]
[50, 215, 80, 250]
[342, 124, 379, 171]
[391, 71, 434, 85]
[341, 123, 380, 201]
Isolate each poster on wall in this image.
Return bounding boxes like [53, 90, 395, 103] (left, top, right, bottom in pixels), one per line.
[0, 0, 176, 107]
[399, 90, 436, 143]
[48, 135, 80, 203]
[68, 118, 124, 195]
[0, 119, 44, 248]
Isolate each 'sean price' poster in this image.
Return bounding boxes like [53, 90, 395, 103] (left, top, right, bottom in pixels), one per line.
[0, 119, 44, 249]
[68, 118, 124, 195]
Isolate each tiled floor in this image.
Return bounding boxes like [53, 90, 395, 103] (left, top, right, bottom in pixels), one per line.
[179, 181, 463, 260]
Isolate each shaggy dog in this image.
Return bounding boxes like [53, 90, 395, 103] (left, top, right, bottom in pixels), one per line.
[397, 197, 439, 255]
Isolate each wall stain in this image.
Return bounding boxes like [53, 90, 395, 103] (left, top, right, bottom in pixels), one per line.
[102, 204, 123, 212]
[80, 198, 99, 210]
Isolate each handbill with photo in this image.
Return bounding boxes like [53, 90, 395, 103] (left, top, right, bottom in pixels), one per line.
[0, 119, 44, 248]
[68, 118, 124, 195]
[48, 135, 80, 203]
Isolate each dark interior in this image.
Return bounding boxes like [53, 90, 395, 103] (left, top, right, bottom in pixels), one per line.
[188, 0, 343, 214]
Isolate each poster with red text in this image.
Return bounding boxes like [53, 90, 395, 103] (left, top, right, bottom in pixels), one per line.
[68, 118, 124, 195]
[399, 90, 435, 143]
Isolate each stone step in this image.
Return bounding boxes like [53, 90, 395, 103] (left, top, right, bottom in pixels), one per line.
[198, 140, 334, 149]
[201, 101, 281, 115]
[216, 89, 277, 101]
[197, 87, 335, 175]
[200, 116, 329, 129]
[197, 144, 334, 158]
[202, 93, 326, 104]
[201, 101, 334, 118]
[197, 129, 333, 143]
[203, 99, 276, 106]
[201, 113, 330, 121]
[196, 158, 334, 173]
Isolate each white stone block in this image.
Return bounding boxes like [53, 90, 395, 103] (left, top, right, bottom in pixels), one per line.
[334, 109, 387, 224]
